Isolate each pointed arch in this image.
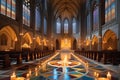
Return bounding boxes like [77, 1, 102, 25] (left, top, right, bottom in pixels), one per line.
[102, 30, 117, 50]
[64, 18, 69, 34]
[92, 35, 98, 51]
[22, 33, 32, 48]
[72, 17, 77, 34]
[56, 17, 61, 34]
[0, 26, 18, 51]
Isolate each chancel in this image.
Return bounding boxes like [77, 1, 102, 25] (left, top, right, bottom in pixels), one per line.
[0, 0, 120, 80]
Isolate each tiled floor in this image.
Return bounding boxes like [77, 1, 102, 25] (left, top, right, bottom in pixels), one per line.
[0, 54, 120, 80]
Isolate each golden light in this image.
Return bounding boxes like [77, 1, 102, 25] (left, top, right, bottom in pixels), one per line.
[107, 72, 111, 80]
[22, 43, 30, 48]
[61, 38, 71, 49]
[11, 72, 16, 80]
[26, 73, 30, 80]
[96, 72, 111, 80]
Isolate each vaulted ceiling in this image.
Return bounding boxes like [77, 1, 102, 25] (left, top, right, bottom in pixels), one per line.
[49, 0, 86, 19]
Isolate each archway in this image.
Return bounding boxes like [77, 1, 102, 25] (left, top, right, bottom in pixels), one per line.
[92, 35, 98, 51]
[35, 36, 41, 49]
[56, 39, 60, 50]
[85, 39, 90, 50]
[73, 39, 77, 50]
[22, 33, 32, 48]
[102, 30, 117, 50]
[0, 26, 18, 51]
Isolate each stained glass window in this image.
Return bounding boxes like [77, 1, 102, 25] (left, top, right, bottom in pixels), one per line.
[56, 18, 61, 34]
[87, 14, 90, 35]
[44, 17, 47, 35]
[0, 0, 16, 19]
[1, 0, 6, 15]
[72, 18, 76, 34]
[93, 6, 99, 31]
[11, 0, 16, 19]
[35, 7, 41, 31]
[23, 0, 30, 26]
[64, 19, 69, 34]
[105, 0, 115, 23]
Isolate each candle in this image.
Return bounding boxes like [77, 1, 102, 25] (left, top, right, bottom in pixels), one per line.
[96, 73, 99, 78]
[35, 67, 38, 76]
[94, 72, 97, 77]
[28, 69, 31, 76]
[26, 73, 30, 80]
[11, 72, 16, 80]
[107, 72, 111, 80]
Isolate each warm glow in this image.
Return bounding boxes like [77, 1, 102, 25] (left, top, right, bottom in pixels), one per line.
[11, 72, 16, 80]
[107, 47, 112, 50]
[22, 43, 30, 48]
[107, 72, 111, 80]
[61, 38, 71, 49]
[98, 78, 109, 80]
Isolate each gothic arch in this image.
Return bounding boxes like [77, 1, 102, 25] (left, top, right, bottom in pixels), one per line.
[0, 26, 18, 51]
[22, 33, 32, 48]
[102, 30, 117, 50]
[92, 35, 98, 51]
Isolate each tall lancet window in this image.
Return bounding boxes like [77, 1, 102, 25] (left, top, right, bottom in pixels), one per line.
[44, 17, 47, 35]
[0, 0, 16, 19]
[56, 18, 61, 34]
[72, 18, 77, 34]
[35, 7, 41, 31]
[23, 0, 30, 26]
[105, 0, 115, 23]
[64, 19, 69, 34]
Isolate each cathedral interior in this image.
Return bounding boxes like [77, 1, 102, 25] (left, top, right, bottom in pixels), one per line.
[0, 0, 120, 80]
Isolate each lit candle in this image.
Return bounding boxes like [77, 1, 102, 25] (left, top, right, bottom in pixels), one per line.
[94, 72, 97, 77]
[26, 73, 30, 80]
[35, 67, 38, 76]
[28, 69, 31, 76]
[11, 72, 16, 80]
[96, 73, 99, 78]
[107, 72, 111, 80]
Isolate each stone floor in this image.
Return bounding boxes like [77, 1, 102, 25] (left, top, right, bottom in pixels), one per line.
[0, 54, 120, 80]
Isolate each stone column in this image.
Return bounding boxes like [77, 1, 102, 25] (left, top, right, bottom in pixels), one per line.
[30, 0, 36, 50]
[116, 0, 120, 51]
[98, 1, 102, 51]
[16, 0, 23, 51]
[40, 6, 45, 50]
[89, 3, 93, 51]
[61, 19, 64, 37]
[69, 19, 72, 37]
